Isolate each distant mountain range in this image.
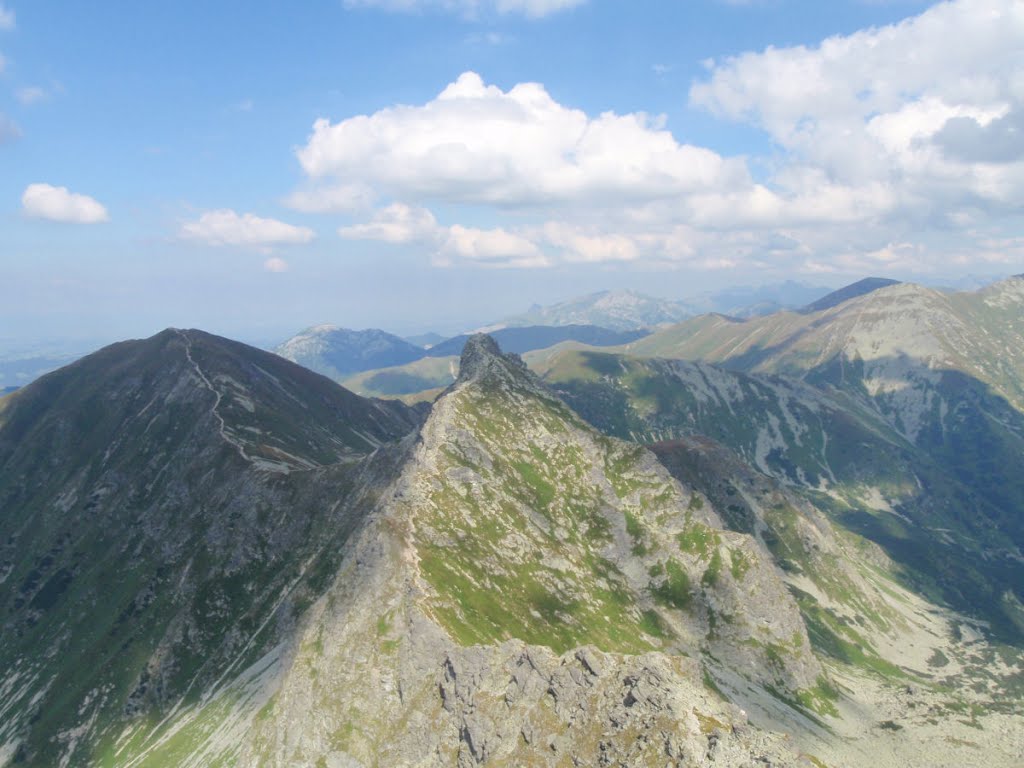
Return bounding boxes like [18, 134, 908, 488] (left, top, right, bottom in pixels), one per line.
[274, 323, 647, 383]
[481, 281, 834, 332]
[272, 282, 835, 386]
[3, 276, 1024, 765]
[480, 289, 696, 331]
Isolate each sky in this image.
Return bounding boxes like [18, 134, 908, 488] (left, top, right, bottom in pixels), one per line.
[1, 0, 1022, 346]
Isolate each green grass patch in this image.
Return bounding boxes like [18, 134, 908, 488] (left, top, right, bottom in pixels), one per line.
[652, 559, 692, 610]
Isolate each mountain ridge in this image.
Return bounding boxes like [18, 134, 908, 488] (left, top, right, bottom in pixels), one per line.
[2, 324, 1022, 766]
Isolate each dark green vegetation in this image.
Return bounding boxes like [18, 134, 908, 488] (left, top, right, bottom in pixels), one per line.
[0, 329, 420, 766]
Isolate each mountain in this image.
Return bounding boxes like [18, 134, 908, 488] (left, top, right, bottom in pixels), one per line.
[0, 331, 825, 766]
[342, 355, 458, 400]
[483, 283, 834, 333]
[277, 324, 648, 388]
[3, 329, 1021, 766]
[273, 325, 426, 379]
[540, 346, 1024, 636]
[800, 277, 901, 313]
[558, 277, 1024, 640]
[0, 329, 422, 766]
[693, 280, 834, 319]
[485, 289, 695, 331]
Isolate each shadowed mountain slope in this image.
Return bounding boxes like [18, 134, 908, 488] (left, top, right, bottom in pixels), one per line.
[800, 277, 901, 314]
[0, 329, 422, 766]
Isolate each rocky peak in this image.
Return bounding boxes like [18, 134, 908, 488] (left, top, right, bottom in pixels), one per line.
[456, 333, 531, 387]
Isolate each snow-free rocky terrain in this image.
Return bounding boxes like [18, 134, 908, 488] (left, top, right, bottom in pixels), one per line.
[1, 297, 1022, 765]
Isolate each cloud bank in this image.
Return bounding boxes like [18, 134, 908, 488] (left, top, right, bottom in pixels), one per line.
[295, 0, 1024, 274]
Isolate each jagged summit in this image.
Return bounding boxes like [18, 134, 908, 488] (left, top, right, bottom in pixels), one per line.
[456, 332, 532, 386]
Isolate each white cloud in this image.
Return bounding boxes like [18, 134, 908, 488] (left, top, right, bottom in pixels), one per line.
[297, 71, 746, 207]
[690, 0, 1024, 213]
[300, 3, 1024, 276]
[342, 0, 585, 18]
[338, 203, 440, 243]
[439, 224, 548, 267]
[0, 3, 14, 30]
[264, 257, 290, 272]
[180, 209, 315, 247]
[338, 203, 549, 267]
[22, 183, 109, 223]
[540, 222, 639, 263]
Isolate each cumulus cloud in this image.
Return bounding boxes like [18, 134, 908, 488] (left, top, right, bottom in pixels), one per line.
[933, 107, 1024, 163]
[338, 203, 547, 267]
[180, 209, 315, 247]
[0, 3, 13, 30]
[342, 0, 585, 18]
[22, 183, 109, 223]
[264, 257, 290, 272]
[439, 224, 548, 267]
[299, 1, 1024, 275]
[540, 222, 639, 263]
[338, 203, 440, 244]
[297, 71, 747, 207]
[690, 0, 1024, 216]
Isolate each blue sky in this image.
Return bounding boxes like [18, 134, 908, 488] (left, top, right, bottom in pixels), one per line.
[1, 0, 1021, 346]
